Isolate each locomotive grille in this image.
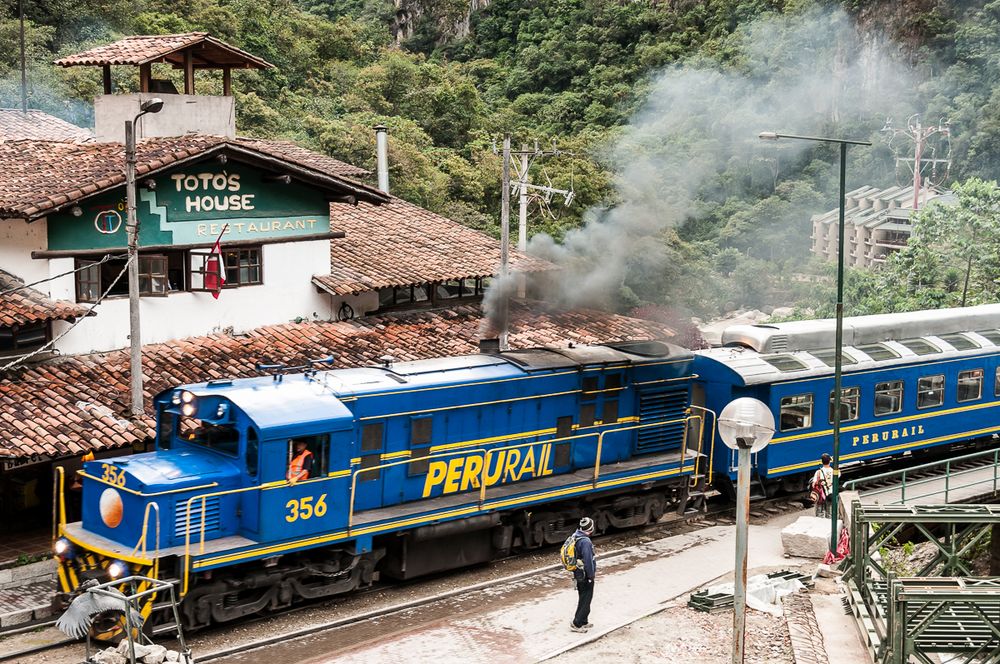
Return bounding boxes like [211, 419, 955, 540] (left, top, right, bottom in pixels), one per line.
[636, 389, 688, 453]
[174, 496, 222, 540]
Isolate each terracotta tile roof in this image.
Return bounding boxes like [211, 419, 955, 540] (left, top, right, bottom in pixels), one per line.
[0, 270, 90, 327]
[54, 33, 273, 69]
[0, 109, 92, 143]
[317, 197, 552, 295]
[0, 302, 674, 461]
[0, 135, 378, 220]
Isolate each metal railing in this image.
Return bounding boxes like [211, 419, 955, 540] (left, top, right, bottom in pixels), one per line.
[844, 447, 1000, 504]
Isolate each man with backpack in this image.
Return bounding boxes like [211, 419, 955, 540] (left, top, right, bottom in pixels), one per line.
[811, 453, 834, 517]
[561, 516, 597, 633]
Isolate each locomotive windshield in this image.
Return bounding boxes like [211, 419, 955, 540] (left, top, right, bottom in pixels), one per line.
[177, 415, 240, 456]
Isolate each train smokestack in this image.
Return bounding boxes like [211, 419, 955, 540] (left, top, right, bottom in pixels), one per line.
[479, 338, 501, 354]
[375, 124, 389, 194]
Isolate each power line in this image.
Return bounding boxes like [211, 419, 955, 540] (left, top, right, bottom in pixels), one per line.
[0, 253, 125, 298]
[0, 255, 135, 373]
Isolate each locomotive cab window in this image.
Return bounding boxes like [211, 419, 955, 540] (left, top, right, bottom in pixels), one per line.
[874, 380, 904, 416]
[287, 435, 328, 482]
[917, 375, 945, 409]
[359, 423, 384, 482]
[246, 428, 259, 477]
[779, 394, 813, 431]
[408, 417, 433, 477]
[177, 416, 239, 456]
[957, 369, 983, 402]
[828, 387, 860, 423]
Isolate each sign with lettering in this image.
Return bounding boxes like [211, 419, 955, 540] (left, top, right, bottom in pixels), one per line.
[46, 163, 332, 251]
[421, 444, 556, 498]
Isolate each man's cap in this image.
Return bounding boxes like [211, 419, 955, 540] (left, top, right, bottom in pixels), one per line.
[579, 516, 595, 533]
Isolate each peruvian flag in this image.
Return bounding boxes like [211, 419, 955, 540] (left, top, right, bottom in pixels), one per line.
[205, 224, 229, 299]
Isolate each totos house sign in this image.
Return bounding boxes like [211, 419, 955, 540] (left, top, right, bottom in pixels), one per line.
[46, 162, 332, 251]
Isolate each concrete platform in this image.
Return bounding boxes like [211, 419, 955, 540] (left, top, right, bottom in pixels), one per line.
[237, 511, 872, 664]
[0, 579, 54, 629]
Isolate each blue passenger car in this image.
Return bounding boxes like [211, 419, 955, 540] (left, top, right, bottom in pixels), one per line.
[56, 340, 704, 634]
[694, 304, 1000, 493]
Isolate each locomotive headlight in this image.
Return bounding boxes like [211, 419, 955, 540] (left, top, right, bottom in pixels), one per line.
[107, 560, 128, 579]
[216, 403, 228, 419]
[180, 390, 195, 404]
[54, 538, 72, 558]
[181, 402, 197, 417]
[171, 391, 182, 405]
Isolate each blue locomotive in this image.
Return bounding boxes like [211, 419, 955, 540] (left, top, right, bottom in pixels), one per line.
[695, 303, 1000, 494]
[54, 341, 704, 634]
[54, 303, 1000, 635]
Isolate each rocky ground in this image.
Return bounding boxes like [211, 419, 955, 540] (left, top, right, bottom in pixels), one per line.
[553, 598, 793, 664]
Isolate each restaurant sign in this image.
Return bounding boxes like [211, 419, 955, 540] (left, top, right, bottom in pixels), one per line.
[47, 163, 332, 251]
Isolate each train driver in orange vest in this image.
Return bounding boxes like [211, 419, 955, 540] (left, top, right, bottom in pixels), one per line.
[287, 439, 314, 483]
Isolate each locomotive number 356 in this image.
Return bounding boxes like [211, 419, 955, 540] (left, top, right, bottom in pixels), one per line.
[285, 494, 328, 523]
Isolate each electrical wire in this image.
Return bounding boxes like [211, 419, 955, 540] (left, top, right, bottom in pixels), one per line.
[0, 253, 126, 297]
[0, 255, 135, 373]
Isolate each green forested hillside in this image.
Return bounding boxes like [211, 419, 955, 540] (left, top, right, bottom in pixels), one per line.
[3, 0, 1000, 318]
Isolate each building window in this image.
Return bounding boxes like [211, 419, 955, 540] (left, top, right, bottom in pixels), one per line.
[378, 283, 430, 310]
[75, 257, 128, 302]
[0, 320, 49, 354]
[875, 380, 904, 416]
[957, 369, 983, 403]
[828, 387, 860, 423]
[138, 255, 169, 296]
[917, 375, 944, 409]
[779, 394, 813, 431]
[223, 248, 262, 286]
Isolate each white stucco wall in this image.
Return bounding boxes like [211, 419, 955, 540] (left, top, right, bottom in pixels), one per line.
[0, 219, 48, 285]
[52, 240, 336, 354]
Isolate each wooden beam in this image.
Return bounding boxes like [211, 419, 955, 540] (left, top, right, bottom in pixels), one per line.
[102, 65, 112, 94]
[223, 66, 232, 96]
[30, 232, 345, 259]
[139, 63, 151, 93]
[184, 50, 195, 95]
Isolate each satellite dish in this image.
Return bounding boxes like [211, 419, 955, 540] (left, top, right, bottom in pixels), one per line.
[718, 398, 775, 453]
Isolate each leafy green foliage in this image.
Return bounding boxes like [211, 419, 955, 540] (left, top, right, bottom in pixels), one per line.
[5, 0, 1000, 320]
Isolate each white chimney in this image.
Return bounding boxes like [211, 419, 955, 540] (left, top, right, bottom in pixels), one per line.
[375, 124, 389, 194]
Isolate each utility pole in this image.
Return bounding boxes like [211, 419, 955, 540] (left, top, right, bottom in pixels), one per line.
[19, 0, 26, 114]
[125, 98, 163, 417]
[499, 134, 511, 351]
[882, 115, 951, 211]
[517, 145, 529, 297]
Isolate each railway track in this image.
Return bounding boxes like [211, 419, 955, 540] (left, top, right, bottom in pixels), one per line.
[0, 491, 809, 663]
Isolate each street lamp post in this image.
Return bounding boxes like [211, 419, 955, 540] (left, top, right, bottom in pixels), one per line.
[125, 98, 164, 417]
[758, 131, 871, 553]
[718, 398, 775, 664]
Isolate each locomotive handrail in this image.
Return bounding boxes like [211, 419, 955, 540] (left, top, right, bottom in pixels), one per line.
[132, 501, 161, 560]
[592, 417, 694, 487]
[688, 405, 718, 484]
[53, 466, 66, 543]
[347, 448, 489, 532]
[78, 470, 219, 497]
[477, 434, 600, 505]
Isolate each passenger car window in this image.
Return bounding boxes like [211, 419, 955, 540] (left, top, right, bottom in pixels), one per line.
[828, 387, 860, 423]
[779, 394, 813, 431]
[856, 343, 900, 361]
[957, 369, 983, 402]
[995, 367, 1000, 397]
[874, 380, 904, 416]
[917, 375, 945, 409]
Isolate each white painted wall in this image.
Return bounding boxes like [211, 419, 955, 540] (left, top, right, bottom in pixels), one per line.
[52, 240, 338, 354]
[0, 219, 48, 285]
[94, 94, 235, 142]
